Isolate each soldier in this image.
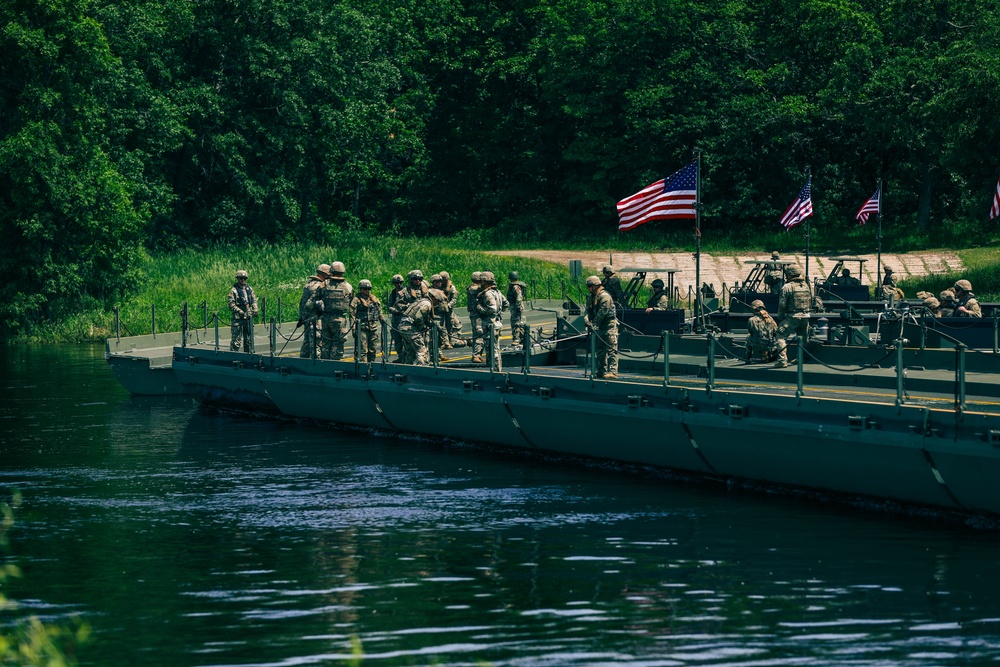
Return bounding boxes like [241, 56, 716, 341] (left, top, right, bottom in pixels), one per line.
[921, 296, 941, 318]
[298, 264, 329, 358]
[644, 278, 669, 313]
[601, 265, 626, 306]
[773, 265, 811, 368]
[387, 274, 406, 361]
[953, 280, 982, 318]
[439, 271, 464, 347]
[746, 299, 777, 363]
[468, 272, 484, 363]
[834, 268, 861, 286]
[320, 261, 353, 359]
[350, 279, 385, 363]
[938, 289, 957, 317]
[507, 271, 527, 348]
[764, 251, 785, 294]
[880, 266, 903, 300]
[477, 271, 506, 371]
[398, 288, 440, 366]
[584, 275, 619, 379]
[227, 269, 258, 353]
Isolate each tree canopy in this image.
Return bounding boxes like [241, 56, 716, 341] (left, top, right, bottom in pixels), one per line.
[1, 0, 998, 333]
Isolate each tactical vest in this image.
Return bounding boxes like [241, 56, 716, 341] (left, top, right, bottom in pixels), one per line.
[507, 281, 526, 306]
[466, 285, 480, 312]
[786, 280, 812, 313]
[230, 284, 256, 310]
[323, 279, 352, 314]
[354, 295, 381, 327]
[403, 298, 431, 329]
[646, 290, 667, 310]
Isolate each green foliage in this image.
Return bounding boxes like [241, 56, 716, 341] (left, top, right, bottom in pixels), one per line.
[1, 491, 90, 667]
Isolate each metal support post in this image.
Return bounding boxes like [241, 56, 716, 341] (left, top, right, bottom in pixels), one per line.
[523, 323, 531, 374]
[956, 344, 967, 413]
[707, 333, 716, 393]
[662, 331, 670, 389]
[277, 297, 282, 324]
[260, 296, 266, 328]
[213, 312, 219, 352]
[796, 341, 805, 399]
[199, 300, 208, 330]
[588, 327, 596, 382]
[181, 301, 189, 349]
[432, 324, 440, 371]
[355, 316, 362, 375]
[113, 306, 121, 342]
[895, 338, 905, 407]
[381, 320, 389, 368]
[151, 304, 157, 338]
[993, 308, 998, 354]
[270, 317, 276, 358]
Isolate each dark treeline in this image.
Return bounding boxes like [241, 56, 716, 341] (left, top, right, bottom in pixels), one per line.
[2, 0, 999, 334]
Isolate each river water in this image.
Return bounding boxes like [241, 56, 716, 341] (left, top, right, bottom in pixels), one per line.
[3, 345, 1000, 666]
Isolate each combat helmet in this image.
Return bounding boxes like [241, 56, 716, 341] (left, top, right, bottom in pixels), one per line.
[408, 269, 424, 281]
[439, 271, 451, 282]
[359, 279, 372, 289]
[750, 299, 766, 310]
[427, 288, 446, 302]
[471, 271, 482, 282]
[602, 265, 614, 275]
[923, 297, 940, 309]
[954, 279, 972, 292]
[785, 265, 802, 278]
[480, 271, 496, 283]
[585, 275, 602, 287]
[509, 271, 519, 281]
[391, 274, 404, 285]
[317, 264, 331, 276]
[430, 274, 443, 284]
[651, 278, 665, 290]
[940, 289, 956, 303]
[330, 261, 346, 274]
[235, 269, 248, 279]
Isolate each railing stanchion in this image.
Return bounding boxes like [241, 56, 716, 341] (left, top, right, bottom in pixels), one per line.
[956, 344, 967, 413]
[895, 338, 905, 407]
[663, 331, 670, 389]
[213, 312, 219, 352]
[707, 333, 715, 394]
[151, 303, 156, 338]
[796, 340, 805, 399]
[114, 306, 121, 342]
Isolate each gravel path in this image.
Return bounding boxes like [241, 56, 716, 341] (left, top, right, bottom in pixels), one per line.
[493, 249, 963, 292]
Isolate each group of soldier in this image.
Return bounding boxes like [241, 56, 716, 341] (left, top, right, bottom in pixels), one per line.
[225, 265, 531, 371]
[746, 255, 984, 367]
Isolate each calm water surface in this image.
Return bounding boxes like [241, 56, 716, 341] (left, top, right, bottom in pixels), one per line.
[3, 345, 1000, 666]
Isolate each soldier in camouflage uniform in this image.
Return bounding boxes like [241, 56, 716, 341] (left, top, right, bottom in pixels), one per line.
[398, 288, 442, 366]
[746, 299, 777, 363]
[507, 271, 527, 348]
[468, 272, 484, 363]
[601, 265, 625, 307]
[320, 261, 353, 360]
[879, 266, 903, 300]
[584, 275, 618, 378]
[953, 280, 982, 318]
[763, 251, 785, 294]
[387, 274, 406, 361]
[228, 269, 258, 353]
[439, 271, 464, 347]
[477, 272, 506, 371]
[920, 296, 941, 318]
[298, 264, 329, 358]
[644, 278, 668, 313]
[350, 279, 385, 362]
[938, 290, 957, 317]
[773, 265, 811, 368]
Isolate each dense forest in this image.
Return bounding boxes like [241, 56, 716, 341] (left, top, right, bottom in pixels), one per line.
[1, 0, 999, 334]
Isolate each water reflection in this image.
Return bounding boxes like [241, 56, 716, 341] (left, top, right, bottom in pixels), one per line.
[3, 345, 1000, 666]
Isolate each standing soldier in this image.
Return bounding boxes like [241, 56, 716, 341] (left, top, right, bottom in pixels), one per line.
[880, 266, 903, 300]
[507, 271, 527, 348]
[773, 265, 811, 368]
[439, 271, 464, 347]
[584, 275, 618, 379]
[321, 261, 353, 359]
[398, 288, 440, 366]
[468, 272, 484, 363]
[746, 299, 777, 363]
[477, 271, 506, 371]
[644, 278, 668, 313]
[764, 251, 785, 294]
[601, 265, 626, 307]
[298, 264, 329, 358]
[228, 269, 258, 353]
[387, 274, 406, 361]
[350, 279, 385, 362]
[952, 280, 982, 318]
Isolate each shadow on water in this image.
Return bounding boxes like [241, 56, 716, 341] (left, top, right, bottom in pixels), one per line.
[4, 345, 1000, 666]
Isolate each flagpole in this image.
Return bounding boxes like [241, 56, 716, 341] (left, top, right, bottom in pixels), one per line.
[876, 177, 883, 286]
[804, 166, 811, 284]
[693, 148, 703, 332]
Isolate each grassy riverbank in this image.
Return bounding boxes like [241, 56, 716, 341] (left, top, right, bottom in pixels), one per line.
[12, 235, 1000, 344]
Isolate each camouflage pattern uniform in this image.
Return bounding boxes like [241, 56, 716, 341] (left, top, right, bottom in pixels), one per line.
[467, 273, 484, 361]
[879, 267, 903, 300]
[350, 280, 385, 362]
[477, 272, 505, 371]
[430, 275, 453, 353]
[387, 275, 406, 360]
[507, 271, 527, 347]
[921, 296, 941, 318]
[321, 263, 353, 359]
[763, 252, 785, 294]
[601, 266, 625, 307]
[440, 271, 464, 347]
[645, 279, 668, 312]
[297, 264, 329, 358]
[746, 299, 777, 363]
[398, 293, 435, 365]
[774, 266, 811, 367]
[953, 280, 982, 318]
[585, 275, 618, 378]
[938, 290, 957, 317]
[228, 270, 258, 353]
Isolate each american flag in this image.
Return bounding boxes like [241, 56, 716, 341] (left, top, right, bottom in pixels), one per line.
[991, 176, 1000, 220]
[855, 185, 880, 225]
[617, 161, 697, 231]
[779, 177, 813, 229]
